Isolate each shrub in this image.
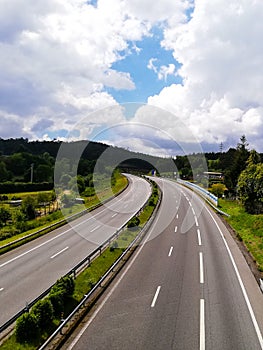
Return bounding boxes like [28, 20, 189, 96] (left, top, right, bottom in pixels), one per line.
[16, 312, 39, 343]
[31, 299, 54, 330]
[49, 291, 65, 318]
[53, 276, 75, 298]
[49, 276, 75, 316]
[127, 216, 140, 228]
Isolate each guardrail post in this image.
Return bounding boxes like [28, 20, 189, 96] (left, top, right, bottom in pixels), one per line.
[60, 313, 64, 335]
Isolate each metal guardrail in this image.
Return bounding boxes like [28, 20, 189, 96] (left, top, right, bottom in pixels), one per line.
[0, 179, 151, 335]
[177, 179, 218, 207]
[260, 279, 263, 294]
[176, 178, 230, 217]
[37, 183, 162, 350]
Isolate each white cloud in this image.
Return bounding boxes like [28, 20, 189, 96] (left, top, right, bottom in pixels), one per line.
[158, 64, 176, 81]
[145, 0, 263, 150]
[1, 0, 263, 153]
[0, 0, 149, 139]
[147, 58, 158, 73]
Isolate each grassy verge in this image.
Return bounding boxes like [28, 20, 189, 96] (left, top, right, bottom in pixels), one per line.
[219, 199, 263, 271]
[0, 179, 159, 350]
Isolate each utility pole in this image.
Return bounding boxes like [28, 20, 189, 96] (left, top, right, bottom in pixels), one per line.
[219, 142, 223, 153]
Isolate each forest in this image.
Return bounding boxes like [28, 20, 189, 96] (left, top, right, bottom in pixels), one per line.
[0, 135, 262, 215]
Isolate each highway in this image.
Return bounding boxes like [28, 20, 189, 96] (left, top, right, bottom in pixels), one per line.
[63, 177, 263, 350]
[0, 174, 152, 328]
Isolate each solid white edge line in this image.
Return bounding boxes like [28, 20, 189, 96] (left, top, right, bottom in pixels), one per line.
[50, 246, 69, 259]
[205, 207, 263, 349]
[199, 252, 204, 284]
[168, 246, 174, 257]
[151, 286, 161, 308]
[200, 299, 205, 350]
[197, 229, 202, 246]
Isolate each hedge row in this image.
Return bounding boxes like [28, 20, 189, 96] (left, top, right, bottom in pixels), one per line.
[15, 276, 75, 343]
[0, 182, 53, 194]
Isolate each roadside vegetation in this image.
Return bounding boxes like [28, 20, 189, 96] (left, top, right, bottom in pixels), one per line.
[0, 171, 127, 250]
[0, 180, 159, 350]
[219, 199, 263, 272]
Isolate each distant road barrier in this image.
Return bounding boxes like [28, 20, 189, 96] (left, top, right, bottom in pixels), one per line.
[177, 178, 218, 206]
[176, 179, 230, 217]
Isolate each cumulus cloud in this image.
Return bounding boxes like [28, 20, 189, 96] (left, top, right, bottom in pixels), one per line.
[0, 0, 148, 139]
[146, 0, 263, 150]
[1, 0, 263, 153]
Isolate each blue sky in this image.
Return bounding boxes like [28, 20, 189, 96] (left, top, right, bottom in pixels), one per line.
[107, 26, 182, 105]
[0, 0, 262, 155]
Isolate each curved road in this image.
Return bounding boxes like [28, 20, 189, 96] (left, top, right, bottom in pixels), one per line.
[63, 177, 263, 350]
[0, 174, 151, 328]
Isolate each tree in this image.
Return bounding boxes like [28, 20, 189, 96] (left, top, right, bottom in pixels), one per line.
[35, 164, 53, 182]
[0, 207, 11, 227]
[16, 312, 39, 343]
[210, 183, 227, 198]
[21, 196, 36, 220]
[229, 135, 250, 192]
[0, 161, 9, 181]
[238, 150, 263, 214]
[31, 299, 54, 330]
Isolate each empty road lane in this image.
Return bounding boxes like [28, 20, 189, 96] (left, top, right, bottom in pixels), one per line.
[0, 174, 151, 328]
[64, 177, 263, 350]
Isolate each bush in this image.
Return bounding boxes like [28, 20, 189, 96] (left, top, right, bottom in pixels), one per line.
[127, 216, 140, 228]
[53, 276, 75, 298]
[31, 299, 54, 330]
[148, 198, 155, 206]
[48, 291, 65, 318]
[16, 312, 39, 343]
[49, 276, 75, 316]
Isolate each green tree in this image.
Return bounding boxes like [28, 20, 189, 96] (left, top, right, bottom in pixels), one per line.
[31, 299, 54, 330]
[35, 164, 53, 182]
[0, 161, 9, 181]
[238, 150, 263, 214]
[13, 210, 27, 232]
[0, 207, 11, 227]
[16, 312, 39, 343]
[21, 196, 36, 220]
[210, 183, 227, 198]
[230, 135, 250, 192]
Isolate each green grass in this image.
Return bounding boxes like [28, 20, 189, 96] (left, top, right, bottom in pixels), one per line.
[219, 199, 263, 271]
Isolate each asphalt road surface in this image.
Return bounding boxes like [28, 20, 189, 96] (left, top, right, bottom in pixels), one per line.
[0, 174, 151, 328]
[63, 177, 263, 350]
